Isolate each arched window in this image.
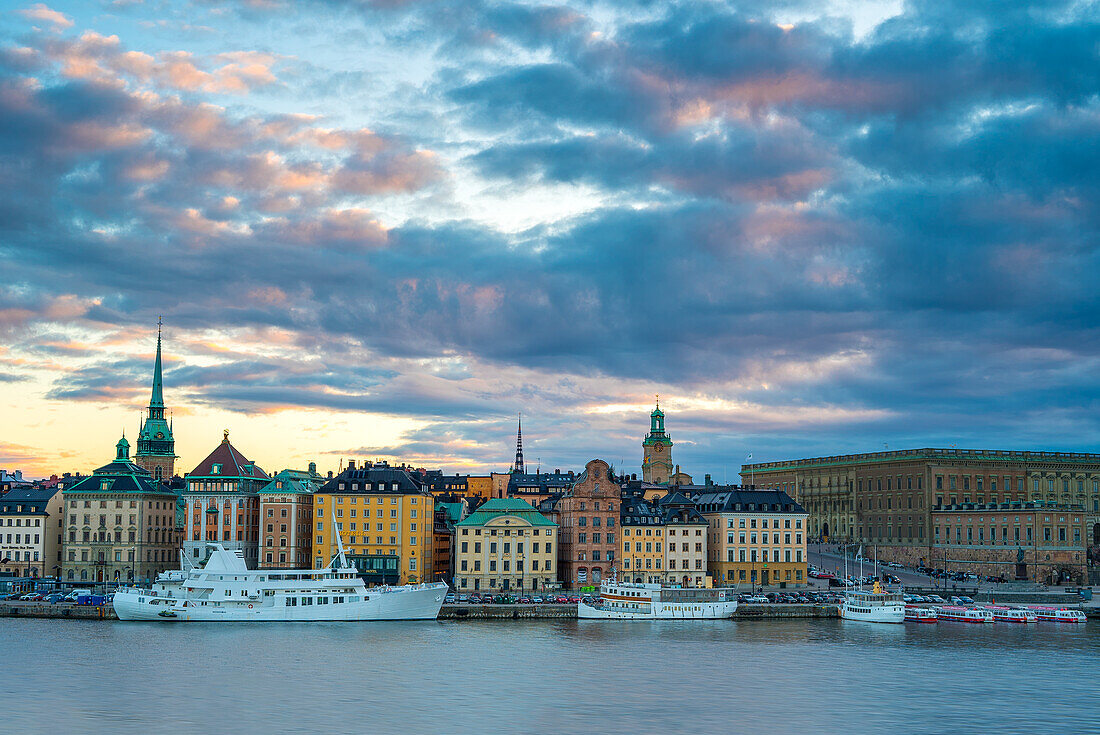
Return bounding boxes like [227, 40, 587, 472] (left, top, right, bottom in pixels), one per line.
[80, 570, 88, 581]
[67, 570, 74, 580]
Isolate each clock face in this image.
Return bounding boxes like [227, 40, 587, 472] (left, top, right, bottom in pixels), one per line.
[155, 432, 164, 439]
[654, 442, 663, 452]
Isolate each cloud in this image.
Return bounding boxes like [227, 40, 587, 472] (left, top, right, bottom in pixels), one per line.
[17, 3, 73, 31]
[3, 0, 1100, 477]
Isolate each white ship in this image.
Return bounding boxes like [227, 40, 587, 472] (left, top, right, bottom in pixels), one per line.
[577, 581, 738, 619]
[114, 543, 446, 622]
[839, 581, 905, 624]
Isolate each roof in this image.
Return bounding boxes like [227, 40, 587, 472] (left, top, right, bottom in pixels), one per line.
[317, 463, 425, 495]
[742, 447, 1100, 472]
[437, 502, 465, 524]
[187, 434, 268, 480]
[681, 486, 806, 515]
[259, 469, 323, 495]
[0, 485, 61, 514]
[455, 497, 556, 527]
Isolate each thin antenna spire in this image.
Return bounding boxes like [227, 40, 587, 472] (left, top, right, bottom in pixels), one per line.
[512, 413, 525, 474]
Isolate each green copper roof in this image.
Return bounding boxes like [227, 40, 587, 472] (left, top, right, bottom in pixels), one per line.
[455, 497, 556, 527]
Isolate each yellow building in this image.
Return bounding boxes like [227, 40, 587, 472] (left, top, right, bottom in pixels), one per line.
[314, 461, 433, 585]
[685, 486, 808, 589]
[466, 476, 492, 501]
[619, 489, 710, 586]
[454, 498, 557, 594]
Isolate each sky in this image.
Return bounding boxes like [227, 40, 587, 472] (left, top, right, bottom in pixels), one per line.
[1, 0, 1098, 481]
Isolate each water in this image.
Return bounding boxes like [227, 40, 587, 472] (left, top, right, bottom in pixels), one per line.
[3, 617, 1098, 735]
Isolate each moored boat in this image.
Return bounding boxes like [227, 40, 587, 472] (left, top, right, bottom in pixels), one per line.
[577, 581, 738, 619]
[1024, 605, 1087, 623]
[113, 543, 447, 622]
[935, 605, 993, 623]
[839, 581, 904, 624]
[905, 605, 938, 623]
[979, 604, 1036, 623]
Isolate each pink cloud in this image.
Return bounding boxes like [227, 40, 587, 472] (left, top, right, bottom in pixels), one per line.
[17, 3, 73, 31]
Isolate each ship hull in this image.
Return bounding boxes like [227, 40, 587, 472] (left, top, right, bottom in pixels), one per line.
[577, 600, 738, 619]
[114, 584, 447, 622]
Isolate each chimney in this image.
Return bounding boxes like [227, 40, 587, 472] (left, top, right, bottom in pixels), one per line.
[705, 474, 712, 486]
[348, 459, 356, 470]
[327, 470, 333, 479]
[631, 473, 637, 481]
[308, 461, 317, 474]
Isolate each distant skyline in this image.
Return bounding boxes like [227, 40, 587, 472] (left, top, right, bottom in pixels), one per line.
[3, 1, 1099, 478]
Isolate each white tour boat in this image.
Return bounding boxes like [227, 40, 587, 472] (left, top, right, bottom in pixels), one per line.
[904, 605, 938, 623]
[577, 581, 738, 619]
[979, 604, 1036, 623]
[114, 543, 447, 622]
[935, 605, 993, 623]
[840, 581, 905, 624]
[1025, 605, 1087, 623]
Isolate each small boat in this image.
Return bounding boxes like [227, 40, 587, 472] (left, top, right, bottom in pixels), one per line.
[578, 581, 738, 619]
[839, 581, 905, 624]
[904, 605, 938, 623]
[157, 609, 177, 618]
[979, 604, 1036, 623]
[935, 605, 993, 623]
[1025, 605, 1087, 623]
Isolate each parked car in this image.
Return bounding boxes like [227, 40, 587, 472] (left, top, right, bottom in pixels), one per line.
[468, 594, 482, 603]
[925, 594, 946, 603]
[530, 596, 543, 604]
[457, 594, 469, 603]
[747, 595, 769, 604]
[517, 597, 532, 604]
[19, 592, 44, 601]
[958, 596, 975, 605]
[555, 595, 570, 603]
[44, 593, 66, 603]
[444, 593, 456, 604]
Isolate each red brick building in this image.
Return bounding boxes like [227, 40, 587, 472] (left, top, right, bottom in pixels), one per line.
[555, 459, 619, 589]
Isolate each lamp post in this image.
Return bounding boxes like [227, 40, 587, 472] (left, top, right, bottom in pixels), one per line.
[129, 546, 137, 587]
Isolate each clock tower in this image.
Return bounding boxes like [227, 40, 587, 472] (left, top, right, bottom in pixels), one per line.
[135, 318, 177, 482]
[641, 398, 673, 485]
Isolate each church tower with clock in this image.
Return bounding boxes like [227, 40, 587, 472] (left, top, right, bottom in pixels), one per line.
[641, 399, 673, 485]
[135, 319, 177, 482]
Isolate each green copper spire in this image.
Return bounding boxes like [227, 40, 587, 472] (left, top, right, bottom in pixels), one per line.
[150, 316, 164, 408]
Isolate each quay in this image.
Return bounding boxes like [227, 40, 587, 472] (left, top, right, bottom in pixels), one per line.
[0, 600, 840, 621]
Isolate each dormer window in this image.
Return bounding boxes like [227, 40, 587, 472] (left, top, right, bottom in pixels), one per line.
[211, 464, 221, 475]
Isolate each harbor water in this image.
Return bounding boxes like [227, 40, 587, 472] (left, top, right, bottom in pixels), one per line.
[3, 617, 1098, 734]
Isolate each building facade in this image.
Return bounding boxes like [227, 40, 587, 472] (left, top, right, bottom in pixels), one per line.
[181, 431, 268, 568]
[1, 486, 64, 579]
[641, 402, 673, 485]
[314, 461, 434, 585]
[454, 498, 558, 593]
[504, 470, 575, 506]
[657, 491, 709, 587]
[930, 501, 1088, 584]
[258, 465, 321, 569]
[62, 436, 181, 586]
[742, 448, 1100, 566]
[685, 486, 808, 589]
[555, 459, 619, 588]
[134, 321, 177, 481]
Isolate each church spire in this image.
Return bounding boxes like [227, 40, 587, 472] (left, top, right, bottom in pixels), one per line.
[150, 316, 164, 409]
[512, 413, 526, 474]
